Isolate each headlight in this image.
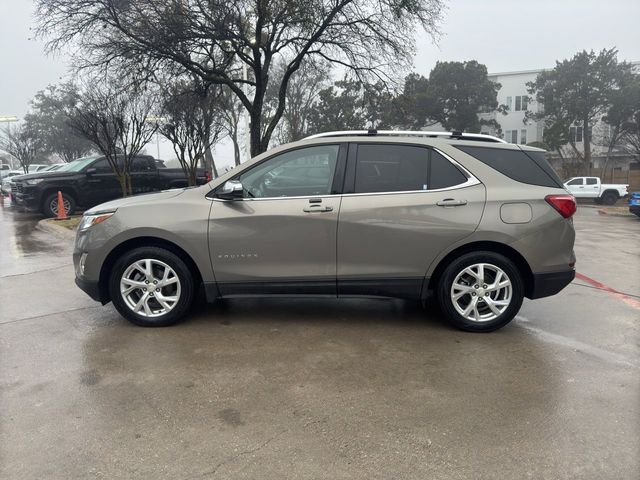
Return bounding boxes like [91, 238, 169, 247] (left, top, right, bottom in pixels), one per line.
[25, 178, 44, 186]
[79, 211, 116, 231]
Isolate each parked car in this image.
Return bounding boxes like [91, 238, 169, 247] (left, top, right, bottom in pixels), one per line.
[563, 176, 628, 205]
[74, 130, 576, 332]
[2, 165, 53, 196]
[629, 192, 640, 218]
[1, 171, 23, 195]
[11, 155, 209, 217]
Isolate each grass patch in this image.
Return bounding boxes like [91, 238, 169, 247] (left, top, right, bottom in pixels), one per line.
[47, 215, 82, 230]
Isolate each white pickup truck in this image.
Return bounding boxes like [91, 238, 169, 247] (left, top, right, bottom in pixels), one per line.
[564, 176, 629, 205]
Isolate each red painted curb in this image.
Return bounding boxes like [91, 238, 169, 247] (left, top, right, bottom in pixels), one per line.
[575, 272, 640, 310]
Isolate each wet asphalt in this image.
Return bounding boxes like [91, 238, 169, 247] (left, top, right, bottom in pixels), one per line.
[0, 200, 638, 479]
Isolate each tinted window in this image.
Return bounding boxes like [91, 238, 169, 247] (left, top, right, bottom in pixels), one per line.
[355, 145, 428, 193]
[354, 145, 468, 194]
[91, 159, 113, 174]
[455, 146, 562, 188]
[239, 145, 339, 198]
[430, 151, 468, 189]
[567, 178, 583, 186]
[132, 157, 154, 172]
[586, 178, 598, 185]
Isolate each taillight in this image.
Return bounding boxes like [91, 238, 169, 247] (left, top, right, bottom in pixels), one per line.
[205, 170, 212, 182]
[545, 194, 576, 218]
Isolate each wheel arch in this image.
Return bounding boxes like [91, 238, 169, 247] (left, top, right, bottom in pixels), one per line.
[98, 236, 204, 303]
[426, 241, 534, 299]
[40, 186, 78, 209]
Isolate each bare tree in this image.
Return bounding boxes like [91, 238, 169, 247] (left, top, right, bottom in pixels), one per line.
[35, 0, 444, 156]
[0, 124, 44, 173]
[267, 60, 331, 144]
[67, 82, 159, 197]
[160, 81, 227, 185]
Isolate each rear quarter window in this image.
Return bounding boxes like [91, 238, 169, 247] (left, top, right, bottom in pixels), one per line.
[455, 146, 563, 188]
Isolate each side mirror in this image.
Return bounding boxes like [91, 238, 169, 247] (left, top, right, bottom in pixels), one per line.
[85, 167, 97, 176]
[216, 180, 244, 200]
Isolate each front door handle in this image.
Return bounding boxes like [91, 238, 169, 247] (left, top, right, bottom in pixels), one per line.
[303, 205, 333, 213]
[436, 198, 467, 207]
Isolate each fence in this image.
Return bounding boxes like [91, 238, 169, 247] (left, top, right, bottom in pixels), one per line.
[589, 168, 640, 192]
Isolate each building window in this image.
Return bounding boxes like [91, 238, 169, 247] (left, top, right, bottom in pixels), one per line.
[520, 129, 527, 145]
[514, 95, 528, 111]
[504, 130, 518, 143]
[569, 126, 583, 143]
[506, 96, 512, 111]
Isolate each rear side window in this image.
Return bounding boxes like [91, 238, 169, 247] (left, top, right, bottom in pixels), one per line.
[586, 178, 598, 185]
[354, 145, 468, 193]
[455, 146, 563, 188]
[430, 151, 468, 189]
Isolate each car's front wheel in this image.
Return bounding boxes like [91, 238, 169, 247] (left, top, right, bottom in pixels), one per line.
[109, 246, 195, 327]
[437, 252, 524, 332]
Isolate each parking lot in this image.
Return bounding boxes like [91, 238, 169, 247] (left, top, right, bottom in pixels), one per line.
[1, 202, 638, 479]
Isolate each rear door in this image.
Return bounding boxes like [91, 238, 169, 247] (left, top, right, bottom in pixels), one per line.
[336, 143, 486, 299]
[585, 177, 600, 197]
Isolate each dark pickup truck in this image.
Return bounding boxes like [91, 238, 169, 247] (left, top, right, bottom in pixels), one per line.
[11, 155, 209, 217]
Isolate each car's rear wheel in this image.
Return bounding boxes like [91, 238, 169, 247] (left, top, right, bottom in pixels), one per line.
[109, 246, 195, 327]
[42, 192, 75, 218]
[601, 192, 618, 205]
[437, 252, 524, 332]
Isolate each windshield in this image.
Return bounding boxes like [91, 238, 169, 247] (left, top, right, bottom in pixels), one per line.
[57, 157, 100, 172]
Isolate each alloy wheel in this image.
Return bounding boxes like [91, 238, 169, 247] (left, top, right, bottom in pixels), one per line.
[120, 258, 181, 317]
[450, 263, 512, 323]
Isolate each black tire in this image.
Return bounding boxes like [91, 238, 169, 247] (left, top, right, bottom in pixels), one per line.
[436, 251, 524, 332]
[42, 192, 76, 218]
[109, 246, 195, 327]
[601, 192, 617, 205]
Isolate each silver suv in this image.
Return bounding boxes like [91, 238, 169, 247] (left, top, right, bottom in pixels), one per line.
[74, 131, 576, 332]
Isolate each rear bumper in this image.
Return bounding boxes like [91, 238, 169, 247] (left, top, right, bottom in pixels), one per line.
[528, 270, 575, 299]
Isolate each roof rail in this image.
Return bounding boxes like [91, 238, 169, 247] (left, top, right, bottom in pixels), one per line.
[304, 130, 507, 143]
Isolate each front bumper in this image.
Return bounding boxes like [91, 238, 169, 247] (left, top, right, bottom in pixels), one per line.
[529, 270, 575, 299]
[75, 276, 105, 303]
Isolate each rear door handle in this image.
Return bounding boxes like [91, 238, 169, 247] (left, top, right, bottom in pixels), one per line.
[436, 199, 467, 207]
[303, 205, 333, 213]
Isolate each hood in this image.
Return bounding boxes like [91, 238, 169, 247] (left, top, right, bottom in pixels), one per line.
[12, 171, 79, 182]
[85, 188, 187, 214]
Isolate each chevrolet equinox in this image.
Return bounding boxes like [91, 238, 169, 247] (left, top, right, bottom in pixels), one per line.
[74, 130, 577, 332]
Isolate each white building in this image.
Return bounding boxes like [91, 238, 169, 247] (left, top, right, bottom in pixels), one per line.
[481, 68, 543, 146]
[479, 63, 639, 175]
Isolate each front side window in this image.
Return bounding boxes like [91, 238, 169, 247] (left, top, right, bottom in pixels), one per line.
[567, 178, 583, 186]
[239, 145, 339, 198]
[354, 145, 467, 194]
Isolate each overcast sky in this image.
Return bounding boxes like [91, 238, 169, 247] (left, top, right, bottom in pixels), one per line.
[1, 0, 639, 167]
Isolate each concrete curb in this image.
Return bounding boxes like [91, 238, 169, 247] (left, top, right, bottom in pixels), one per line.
[35, 218, 78, 241]
[597, 208, 635, 218]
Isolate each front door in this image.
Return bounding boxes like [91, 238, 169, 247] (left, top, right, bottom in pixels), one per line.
[565, 177, 585, 197]
[83, 158, 122, 206]
[209, 144, 345, 296]
[337, 143, 486, 299]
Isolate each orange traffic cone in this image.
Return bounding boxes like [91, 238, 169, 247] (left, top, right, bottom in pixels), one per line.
[56, 190, 68, 220]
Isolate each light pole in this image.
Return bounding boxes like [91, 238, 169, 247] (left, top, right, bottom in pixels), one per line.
[0, 115, 19, 169]
[146, 115, 167, 159]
